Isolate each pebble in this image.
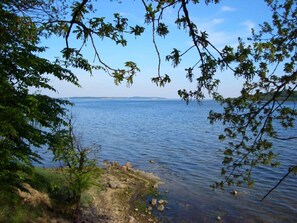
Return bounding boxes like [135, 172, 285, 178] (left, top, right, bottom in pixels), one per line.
[128, 216, 136, 223]
[157, 204, 165, 212]
[230, 190, 238, 195]
[217, 216, 222, 221]
[121, 166, 127, 172]
[158, 199, 165, 204]
[124, 162, 133, 171]
[149, 160, 155, 164]
[151, 198, 157, 206]
[152, 184, 158, 189]
[108, 182, 117, 189]
[117, 183, 125, 189]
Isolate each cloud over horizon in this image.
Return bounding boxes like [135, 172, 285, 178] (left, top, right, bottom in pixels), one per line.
[221, 6, 236, 12]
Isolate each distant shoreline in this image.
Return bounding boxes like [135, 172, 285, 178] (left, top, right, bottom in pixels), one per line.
[67, 96, 171, 100]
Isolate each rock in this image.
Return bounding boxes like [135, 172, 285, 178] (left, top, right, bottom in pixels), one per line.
[108, 182, 117, 189]
[134, 208, 138, 211]
[117, 183, 125, 189]
[152, 184, 158, 189]
[158, 199, 165, 204]
[216, 216, 222, 221]
[128, 216, 136, 223]
[124, 162, 133, 171]
[111, 161, 121, 169]
[157, 204, 165, 212]
[230, 190, 238, 195]
[147, 206, 153, 211]
[121, 165, 128, 172]
[164, 190, 169, 193]
[149, 160, 155, 164]
[151, 198, 157, 206]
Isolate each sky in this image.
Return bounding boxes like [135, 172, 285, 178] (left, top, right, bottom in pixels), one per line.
[40, 0, 272, 99]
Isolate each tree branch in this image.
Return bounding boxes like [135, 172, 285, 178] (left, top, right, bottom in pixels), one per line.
[65, 0, 89, 58]
[261, 166, 296, 201]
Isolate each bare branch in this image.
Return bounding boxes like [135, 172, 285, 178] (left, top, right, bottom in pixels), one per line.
[261, 166, 296, 201]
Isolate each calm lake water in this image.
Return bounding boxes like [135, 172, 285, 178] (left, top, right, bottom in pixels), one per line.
[43, 99, 297, 222]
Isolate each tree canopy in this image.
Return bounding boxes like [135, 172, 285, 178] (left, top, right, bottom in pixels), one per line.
[0, 0, 296, 195]
[0, 0, 79, 189]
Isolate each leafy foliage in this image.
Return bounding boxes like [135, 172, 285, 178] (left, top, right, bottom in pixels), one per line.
[1, 0, 296, 201]
[208, 0, 297, 191]
[0, 0, 79, 190]
[139, 0, 296, 193]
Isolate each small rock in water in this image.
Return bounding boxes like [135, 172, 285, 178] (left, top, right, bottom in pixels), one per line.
[216, 216, 222, 221]
[158, 199, 165, 204]
[149, 160, 155, 164]
[151, 198, 157, 206]
[157, 204, 165, 212]
[230, 190, 238, 195]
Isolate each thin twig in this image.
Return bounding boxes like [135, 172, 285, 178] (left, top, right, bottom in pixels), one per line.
[261, 166, 295, 201]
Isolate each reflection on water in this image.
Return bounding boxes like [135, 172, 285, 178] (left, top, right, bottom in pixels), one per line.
[41, 99, 296, 223]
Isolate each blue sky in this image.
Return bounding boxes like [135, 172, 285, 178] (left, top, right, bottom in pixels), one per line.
[41, 0, 271, 99]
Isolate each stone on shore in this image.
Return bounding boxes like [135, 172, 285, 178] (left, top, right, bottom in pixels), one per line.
[124, 162, 133, 171]
[151, 198, 157, 206]
[108, 181, 118, 189]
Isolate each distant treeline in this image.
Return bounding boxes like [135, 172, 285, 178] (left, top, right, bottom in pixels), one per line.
[259, 90, 297, 101]
[68, 96, 167, 100]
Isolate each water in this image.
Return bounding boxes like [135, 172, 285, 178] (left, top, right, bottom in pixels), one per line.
[43, 99, 297, 222]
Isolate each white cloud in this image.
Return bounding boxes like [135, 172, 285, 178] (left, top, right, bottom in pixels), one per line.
[221, 6, 236, 12]
[212, 18, 224, 25]
[241, 20, 256, 32]
[193, 18, 225, 30]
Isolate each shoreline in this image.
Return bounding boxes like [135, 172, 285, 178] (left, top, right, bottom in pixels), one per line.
[13, 161, 164, 223]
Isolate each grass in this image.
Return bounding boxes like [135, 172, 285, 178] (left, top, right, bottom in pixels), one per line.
[0, 167, 82, 222]
[0, 164, 159, 223]
[0, 173, 51, 223]
[0, 166, 103, 222]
